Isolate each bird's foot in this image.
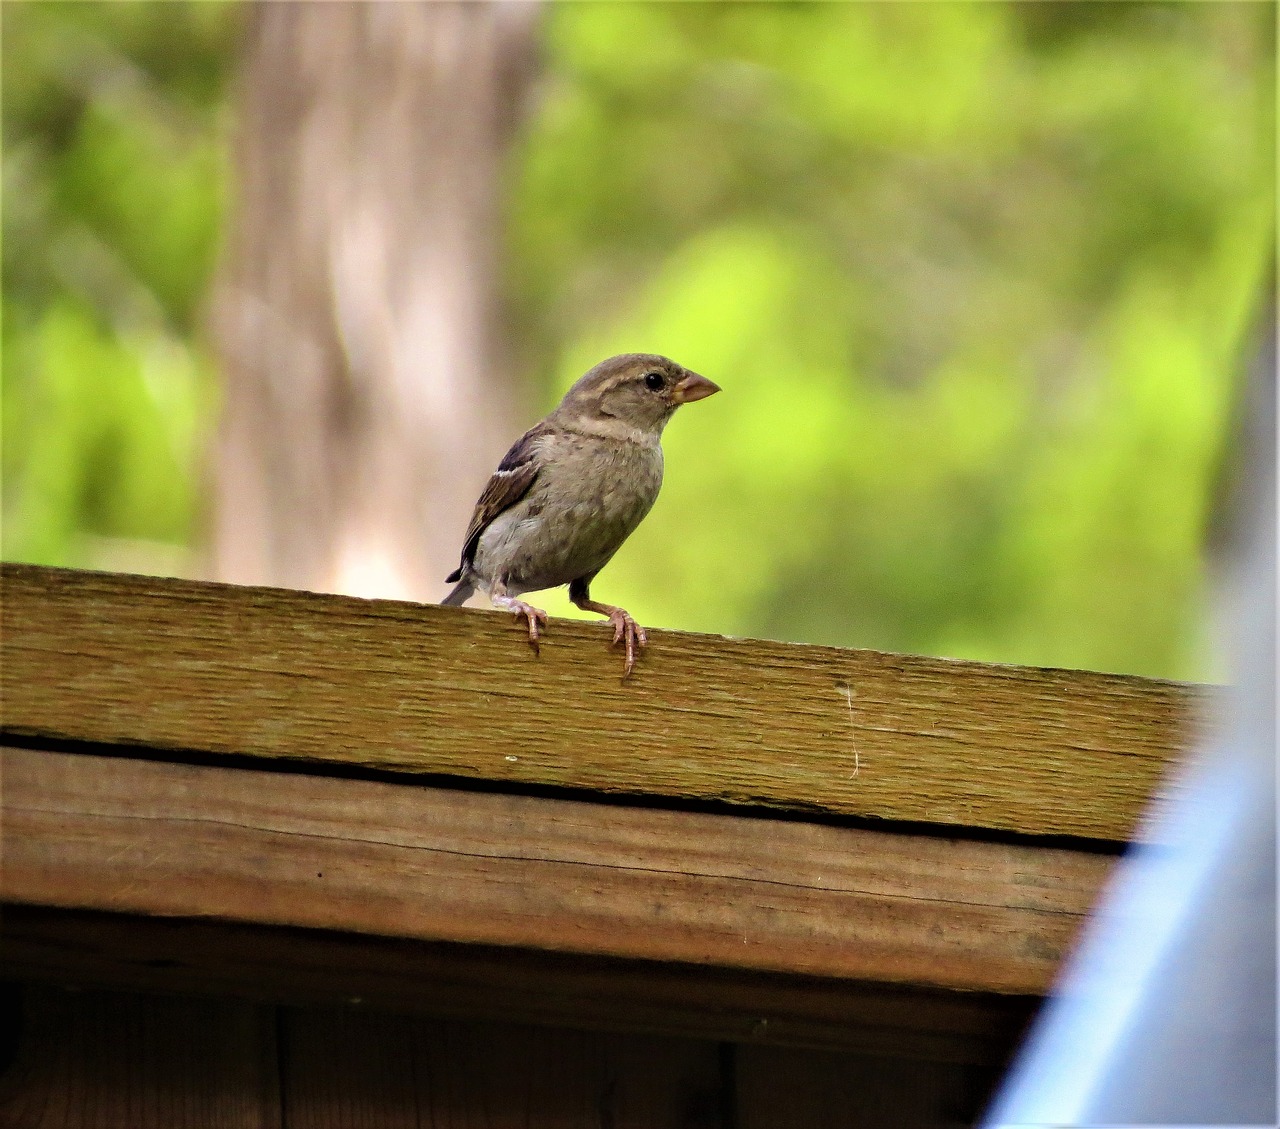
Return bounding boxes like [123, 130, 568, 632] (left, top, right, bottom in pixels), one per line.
[492, 595, 549, 654]
[605, 608, 647, 678]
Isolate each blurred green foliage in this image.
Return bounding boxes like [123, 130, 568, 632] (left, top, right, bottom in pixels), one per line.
[509, 1, 1274, 679]
[2, 0, 235, 571]
[3, 0, 1273, 680]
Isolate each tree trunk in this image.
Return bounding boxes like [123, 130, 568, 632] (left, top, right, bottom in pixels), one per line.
[210, 1, 539, 601]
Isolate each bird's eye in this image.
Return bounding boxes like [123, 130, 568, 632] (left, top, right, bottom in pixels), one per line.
[643, 371, 665, 391]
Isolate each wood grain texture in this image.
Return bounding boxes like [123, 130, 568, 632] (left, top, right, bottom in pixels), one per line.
[2, 907, 1039, 1063]
[0, 564, 1200, 838]
[2, 747, 1112, 995]
[0, 987, 280, 1129]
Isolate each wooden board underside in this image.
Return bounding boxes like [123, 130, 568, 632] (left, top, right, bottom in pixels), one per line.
[2, 908, 1040, 1063]
[0, 986, 1013, 1128]
[2, 747, 1113, 996]
[0, 565, 1200, 839]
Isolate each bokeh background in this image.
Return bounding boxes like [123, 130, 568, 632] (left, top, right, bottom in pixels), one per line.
[3, 0, 1274, 681]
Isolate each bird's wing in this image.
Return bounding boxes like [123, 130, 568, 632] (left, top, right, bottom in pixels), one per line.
[454, 423, 547, 574]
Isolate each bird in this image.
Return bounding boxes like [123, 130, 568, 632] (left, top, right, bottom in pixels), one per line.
[442, 353, 720, 676]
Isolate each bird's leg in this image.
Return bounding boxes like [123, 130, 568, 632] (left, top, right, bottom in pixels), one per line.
[490, 586, 548, 654]
[569, 577, 647, 677]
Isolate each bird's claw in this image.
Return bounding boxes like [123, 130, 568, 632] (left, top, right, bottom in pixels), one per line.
[507, 601, 549, 654]
[607, 609, 647, 677]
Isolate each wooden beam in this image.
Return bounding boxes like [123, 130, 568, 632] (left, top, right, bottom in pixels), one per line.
[3, 909, 1039, 1063]
[0, 564, 1199, 839]
[2, 747, 1112, 997]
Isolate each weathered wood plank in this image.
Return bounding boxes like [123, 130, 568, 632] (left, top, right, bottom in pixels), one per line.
[2, 907, 1039, 1062]
[0, 564, 1198, 838]
[2, 747, 1112, 995]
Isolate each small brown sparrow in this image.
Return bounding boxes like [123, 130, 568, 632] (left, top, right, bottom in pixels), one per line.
[442, 353, 720, 675]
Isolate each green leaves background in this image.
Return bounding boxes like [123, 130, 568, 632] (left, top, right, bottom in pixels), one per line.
[4, 1, 1273, 679]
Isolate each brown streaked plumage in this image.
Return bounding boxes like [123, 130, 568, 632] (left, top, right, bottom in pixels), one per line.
[443, 353, 720, 676]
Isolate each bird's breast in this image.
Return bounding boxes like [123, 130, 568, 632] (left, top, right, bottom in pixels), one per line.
[477, 438, 663, 593]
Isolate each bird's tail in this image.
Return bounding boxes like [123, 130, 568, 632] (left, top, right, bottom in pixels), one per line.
[441, 575, 475, 607]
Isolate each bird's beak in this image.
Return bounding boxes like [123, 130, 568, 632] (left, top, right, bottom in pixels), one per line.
[672, 372, 721, 404]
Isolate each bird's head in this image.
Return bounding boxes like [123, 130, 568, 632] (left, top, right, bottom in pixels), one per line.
[554, 353, 721, 440]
